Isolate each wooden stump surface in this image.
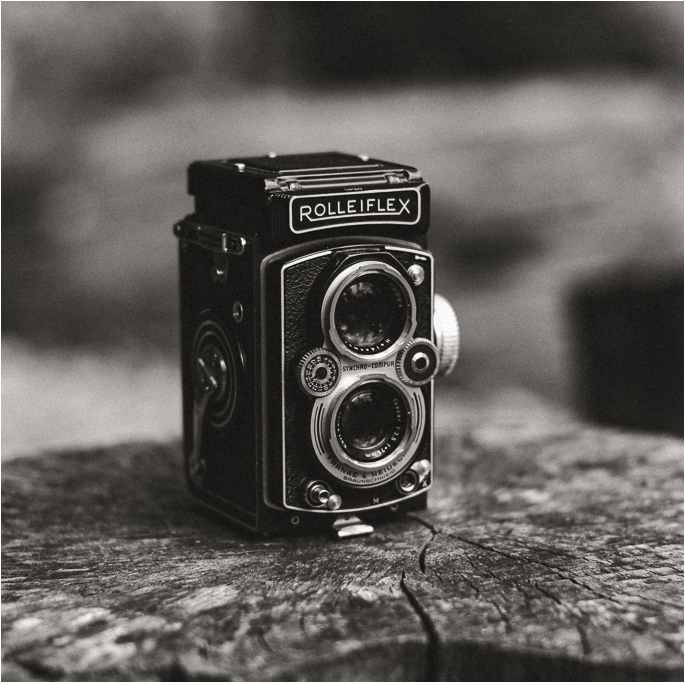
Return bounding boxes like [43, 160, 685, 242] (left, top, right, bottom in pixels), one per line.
[2, 390, 683, 681]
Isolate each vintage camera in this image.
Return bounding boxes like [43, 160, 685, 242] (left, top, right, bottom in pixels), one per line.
[174, 152, 458, 538]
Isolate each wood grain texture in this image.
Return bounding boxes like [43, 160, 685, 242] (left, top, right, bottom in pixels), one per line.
[2, 392, 683, 680]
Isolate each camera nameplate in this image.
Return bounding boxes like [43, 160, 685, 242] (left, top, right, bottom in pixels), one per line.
[289, 187, 422, 233]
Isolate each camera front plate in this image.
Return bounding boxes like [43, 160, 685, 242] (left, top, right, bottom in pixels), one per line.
[275, 243, 435, 515]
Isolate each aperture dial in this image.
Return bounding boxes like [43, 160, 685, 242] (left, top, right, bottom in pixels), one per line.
[396, 338, 439, 386]
[298, 348, 342, 397]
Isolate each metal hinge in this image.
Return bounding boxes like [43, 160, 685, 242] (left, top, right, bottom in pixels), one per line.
[174, 219, 247, 255]
[264, 168, 422, 192]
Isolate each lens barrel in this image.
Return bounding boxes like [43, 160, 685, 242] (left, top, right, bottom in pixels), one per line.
[311, 374, 424, 484]
[335, 381, 407, 463]
[334, 274, 406, 352]
[323, 261, 416, 360]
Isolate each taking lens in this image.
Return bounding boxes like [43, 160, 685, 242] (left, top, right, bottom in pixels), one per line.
[335, 381, 407, 462]
[334, 273, 407, 353]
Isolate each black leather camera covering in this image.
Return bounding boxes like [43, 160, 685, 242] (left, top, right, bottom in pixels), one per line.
[188, 154, 430, 250]
[179, 239, 260, 527]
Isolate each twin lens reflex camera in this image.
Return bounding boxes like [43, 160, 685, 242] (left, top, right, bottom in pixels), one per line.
[174, 152, 459, 538]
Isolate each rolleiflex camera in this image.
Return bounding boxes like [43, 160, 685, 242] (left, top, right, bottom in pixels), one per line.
[174, 152, 459, 538]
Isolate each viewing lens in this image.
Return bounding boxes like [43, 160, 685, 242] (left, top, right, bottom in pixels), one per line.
[335, 382, 407, 462]
[334, 273, 407, 353]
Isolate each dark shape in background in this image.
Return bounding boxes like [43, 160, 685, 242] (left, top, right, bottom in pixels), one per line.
[569, 265, 684, 436]
[282, 2, 681, 83]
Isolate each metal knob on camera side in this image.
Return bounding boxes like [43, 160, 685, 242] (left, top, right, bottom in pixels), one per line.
[433, 293, 460, 377]
[396, 293, 458, 385]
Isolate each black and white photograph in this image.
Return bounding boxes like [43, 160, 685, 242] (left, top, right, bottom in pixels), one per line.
[2, 2, 683, 681]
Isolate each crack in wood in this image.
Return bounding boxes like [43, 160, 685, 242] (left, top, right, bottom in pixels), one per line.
[534, 582, 563, 605]
[512, 579, 536, 609]
[406, 513, 438, 535]
[491, 600, 512, 633]
[254, 625, 278, 656]
[455, 532, 681, 639]
[576, 623, 592, 656]
[399, 570, 440, 681]
[503, 536, 602, 561]
[458, 572, 480, 597]
[418, 533, 435, 574]
[532, 580, 595, 628]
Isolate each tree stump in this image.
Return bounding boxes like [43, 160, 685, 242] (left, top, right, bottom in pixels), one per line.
[2, 391, 682, 680]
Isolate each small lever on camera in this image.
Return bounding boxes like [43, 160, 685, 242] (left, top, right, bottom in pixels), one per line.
[304, 480, 342, 510]
[189, 345, 227, 480]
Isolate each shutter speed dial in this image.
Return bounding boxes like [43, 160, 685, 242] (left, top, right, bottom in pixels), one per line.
[298, 348, 342, 397]
[397, 338, 439, 386]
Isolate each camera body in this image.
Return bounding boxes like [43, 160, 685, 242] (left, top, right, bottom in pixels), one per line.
[174, 152, 458, 537]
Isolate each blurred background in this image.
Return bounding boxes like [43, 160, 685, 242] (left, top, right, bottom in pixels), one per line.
[3, 2, 683, 457]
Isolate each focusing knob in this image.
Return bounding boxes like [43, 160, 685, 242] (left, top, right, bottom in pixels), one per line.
[396, 338, 439, 386]
[433, 293, 460, 377]
[298, 348, 342, 397]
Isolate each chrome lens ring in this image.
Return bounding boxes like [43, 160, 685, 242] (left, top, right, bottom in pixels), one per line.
[332, 379, 409, 469]
[310, 374, 425, 486]
[322, 261, 417, 361]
